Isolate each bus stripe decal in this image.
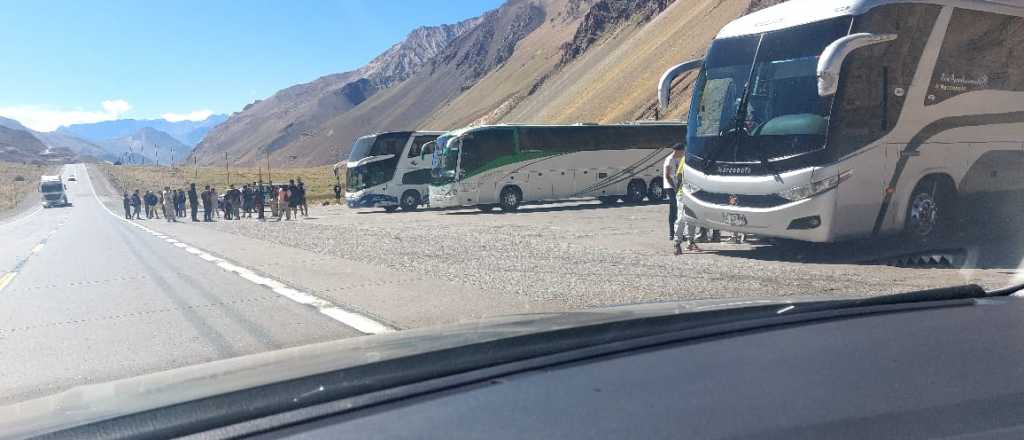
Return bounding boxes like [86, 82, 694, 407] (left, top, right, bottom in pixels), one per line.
[871, 111, 1024, 236]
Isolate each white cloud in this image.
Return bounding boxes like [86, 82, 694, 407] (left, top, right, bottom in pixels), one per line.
[0, 99, 133, 132]
[161, 109, 214, 122]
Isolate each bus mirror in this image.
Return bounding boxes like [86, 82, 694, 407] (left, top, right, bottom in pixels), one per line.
[658, 58, 704, 114]
[817, 33, 897, 97]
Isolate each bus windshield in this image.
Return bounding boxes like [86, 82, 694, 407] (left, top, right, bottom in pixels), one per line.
[687, 16, 852, 167]
[347, 132, 410, 162]
[346, 159, 396, 192]
[431, 135, 460, 184]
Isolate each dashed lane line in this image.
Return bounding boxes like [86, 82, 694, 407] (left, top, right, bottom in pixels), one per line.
[0, 272, 16, 292]
[80, 165, 394, 335]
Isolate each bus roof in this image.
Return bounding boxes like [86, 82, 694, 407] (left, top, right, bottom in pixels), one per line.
[356, 130, 445, 140]
[718, 0, 1024, 39]
[444, 122, 685, 138]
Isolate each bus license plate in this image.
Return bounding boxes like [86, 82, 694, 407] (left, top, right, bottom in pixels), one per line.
[723, 213, 747, 227]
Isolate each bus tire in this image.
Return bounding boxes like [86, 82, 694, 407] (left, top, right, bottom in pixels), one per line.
[625, 179, 647, 204]
[499, 186, 522, 212]
[648, 178, 665, 202]
[400, 190, 420, 211]
[903, 175, 955, 243]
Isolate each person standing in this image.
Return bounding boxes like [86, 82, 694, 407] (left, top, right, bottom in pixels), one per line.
[122, 192, 132, 219]
[287, 179, 299, 220]
[254, 184, 265, 220]
[230, 185, 242, 220]
[333, 183, 342, 205]
[171, 190, 179, 217]
[202, 185, 213, 221]
[297, 178, 308, 217]
[177, 189, 187, 217]
[131, 190, 142, 219]
[188, 183, 199, 222]
[242, 184, 253, 218]
[162, 186, 177, 222]
[663, 145, 683, 241]
[222, 186, 233, 220]
[672, 145, 699, 255]
[277, 186, 289, 221]
[210, 187, 220, 219]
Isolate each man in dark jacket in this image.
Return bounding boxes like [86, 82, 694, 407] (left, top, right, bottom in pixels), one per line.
[131, 190, 142, 219]
[201, 185, 213, 221]
[253, 184, 265, 220]
[122, 193, 132, 219]
[188, 183, 199, 222]
[297, 178, 308, 217]
[288, 179, 299, 220]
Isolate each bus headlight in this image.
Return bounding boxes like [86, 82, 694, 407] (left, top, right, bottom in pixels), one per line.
[776, 170, 852, 202]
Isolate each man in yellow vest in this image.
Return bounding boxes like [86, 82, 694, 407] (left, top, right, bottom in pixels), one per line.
[673, 143, 700, 255]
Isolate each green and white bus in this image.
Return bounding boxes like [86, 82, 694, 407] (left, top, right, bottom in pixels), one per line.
[428, 123, 685, 211]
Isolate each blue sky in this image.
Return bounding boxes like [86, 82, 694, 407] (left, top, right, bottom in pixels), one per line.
[0, 0, 503, 131]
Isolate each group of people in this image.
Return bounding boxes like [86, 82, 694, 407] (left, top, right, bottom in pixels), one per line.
[663, 143, 745, 255]
[121, 178, 311, 223]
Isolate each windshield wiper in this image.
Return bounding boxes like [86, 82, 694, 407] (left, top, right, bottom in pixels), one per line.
[706, 35, 764, 174]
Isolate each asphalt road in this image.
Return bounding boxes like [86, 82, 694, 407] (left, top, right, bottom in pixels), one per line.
[0, 165, 362, 404]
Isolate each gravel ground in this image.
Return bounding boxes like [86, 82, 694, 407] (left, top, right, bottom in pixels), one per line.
[176, 198, 1018, 309]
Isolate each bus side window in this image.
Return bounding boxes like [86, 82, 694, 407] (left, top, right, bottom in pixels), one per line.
[409, 136, 437, 158]
[928, 8, 1024, 106]
[829, 4, 939, 158]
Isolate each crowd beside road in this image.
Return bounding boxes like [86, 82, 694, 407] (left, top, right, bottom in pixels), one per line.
[121, 178, 312, 223]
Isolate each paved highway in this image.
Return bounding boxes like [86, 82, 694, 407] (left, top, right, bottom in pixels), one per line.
[0, 165, 365, 403]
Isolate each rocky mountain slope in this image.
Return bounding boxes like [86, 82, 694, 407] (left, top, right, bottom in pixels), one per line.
[193, 0, 788, 167]
[0, 116, 83, 163]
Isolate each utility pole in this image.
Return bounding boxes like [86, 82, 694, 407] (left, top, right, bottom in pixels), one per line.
[194, 156, 198, 180]
[266, 150, 272, 186]
[225, 152, 230, 187]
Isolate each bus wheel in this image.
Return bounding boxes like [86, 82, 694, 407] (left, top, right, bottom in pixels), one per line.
[499, 186, 521, 212]
[384, 206, 399, 213]
[904, 176, 954, 242]
[400, 190, 420, 211]
[625, 180, 647, 204]
[647, 178, 665, 202]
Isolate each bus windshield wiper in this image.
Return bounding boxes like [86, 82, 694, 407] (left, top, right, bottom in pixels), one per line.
[707, 34, 763, 174]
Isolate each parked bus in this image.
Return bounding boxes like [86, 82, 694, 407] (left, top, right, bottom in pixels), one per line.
[40, 175, 69, 208]
[664, 0, 1024, 243]
[429, 123, 684, 212]
[339, 131, 443, 212]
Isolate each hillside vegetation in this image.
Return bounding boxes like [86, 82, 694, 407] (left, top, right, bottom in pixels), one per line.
[0, 162, 48, 213]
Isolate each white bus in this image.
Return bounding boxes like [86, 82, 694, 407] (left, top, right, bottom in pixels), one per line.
[666, 0, 1024, 243]
[428, 123, 684, 211]
[340, 131, 443, 212]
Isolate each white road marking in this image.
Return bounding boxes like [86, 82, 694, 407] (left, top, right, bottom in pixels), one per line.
[80, 164, 393, 334]
[0, 272, 16, 292]
[31, 243, 44, 254]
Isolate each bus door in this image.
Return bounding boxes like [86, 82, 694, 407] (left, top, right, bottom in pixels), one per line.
[550, 169, 575, 199]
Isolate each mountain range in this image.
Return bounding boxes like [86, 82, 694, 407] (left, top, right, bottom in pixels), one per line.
[0, 114, 226, 164]
[191, 0, 787, 167]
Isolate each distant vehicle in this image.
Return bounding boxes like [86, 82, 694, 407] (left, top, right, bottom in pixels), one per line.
[66, 175, 77, 182]
[664, 0, 1024, 243]
[39, 175, 70, 208]
[429, 123, 684, 212]
[339, 131, 443, 212]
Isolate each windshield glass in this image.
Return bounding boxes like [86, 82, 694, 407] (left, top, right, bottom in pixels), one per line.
[40, 182, 63, 192]
[687, 16, 852, 164]
[5, 1, 1023, 426]
[346, 159, 397, 192]
[431, 135, 460, 184]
